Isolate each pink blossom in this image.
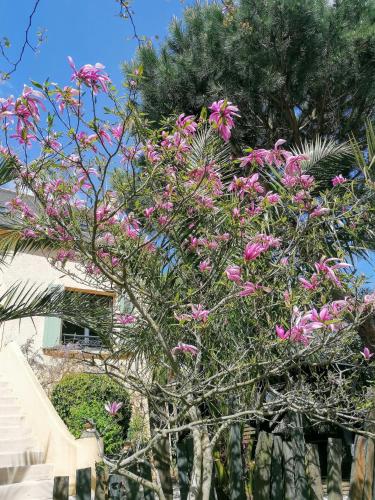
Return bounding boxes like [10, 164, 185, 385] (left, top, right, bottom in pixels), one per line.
[225, 265, 242, 282]
[243, 242, 265, 261]
[310, 206, 329, 218]
[299, 274, 320, 291]
[144, 206, 155, 219]
[361, 347, 374, 361]
[171, 343, 199, 356]
[105, 401, 123, 416]
[208, 99, 240, 141]
[265, 139, 291, 167]
[199, 260, 212, 272]
[111, 123, 124, 140]
[276, 325, 289, 340]
[22, 228, 37, 238]
[0, 96, 14, 118]
[239, 149, 270, 168]
[144, 141, 161, 164]
[314, 257, 351, 287]
[176, 114, 198, 136]
[191, 304, 210, 322]
[285, 154, 308, 176]
[116, 314, 136, 325]
[239, 282, 258, 297]
[265, 192, 281, 204]
[56, 249, 75, 262]
[68, 57, 111, 94]
[280, 257, 289, 266]
[332, 175, 347, 186]
[55, 86, 80, 113]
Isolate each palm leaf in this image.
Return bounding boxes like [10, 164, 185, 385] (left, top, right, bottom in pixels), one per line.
[0, 154, 18, 186]
[0, 281, 113, 333]
[0, 228, 53, 265]
[292, 137, 354, 187]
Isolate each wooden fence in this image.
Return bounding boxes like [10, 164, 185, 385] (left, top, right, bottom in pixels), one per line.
[53, 432, 375, 499]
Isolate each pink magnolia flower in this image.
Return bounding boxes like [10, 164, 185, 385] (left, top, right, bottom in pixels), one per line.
[310, 206, 330, 218]
[0, 96, 15, 118]
[276, 325, 289, 340]
[265, 192, 281, 204]
[116, 314, 136, 325]
[111, 123, 124, 140]
[191, 304, 210, 322]
[243, 242, 265, 261]
[239, 149, 270, 168]
[55, 86, 80, 113]
[361, 347, 374, 360]
[144, 206, 155, 218]
[299, 274, 320, 291]
[68, 57, 111, 94]
[265, 139, 291, 167]
[208, 99, 240, 141]
[171, 343, 199, 356]
[176, 114, 198, 136]
[22, 228, 37, 238]
[225, 265, 242, 282]
[285, 154, 308, 176]
[314, 257, 351, 287]
[105, 401, 123, 416]
[239, 282, 258, 297]
[332, 175, 347, 186]
[199, 260, 212, 272]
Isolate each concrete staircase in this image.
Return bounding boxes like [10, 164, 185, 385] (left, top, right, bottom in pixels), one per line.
[0, 373, 53, 499]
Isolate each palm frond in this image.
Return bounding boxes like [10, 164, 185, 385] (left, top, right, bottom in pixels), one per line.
[0, 282, 112, 333]
[0, 155, 18, 186]
[188, 126, 231, 172]
[292, 137, 354, 187]
[0, 228, 53, 265]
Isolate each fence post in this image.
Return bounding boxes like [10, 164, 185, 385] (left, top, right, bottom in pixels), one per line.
[349, 435, 375, 500]
[327, 438, 342, 500]
[139, 461, 156, 500]
[176, 436, 194, 500]
[270, 435, 283, 500]
[350, 435, 366, 499]
[227, 423, 246, 500]
[291, 413, 308, 499]
[253, 431, 273, 500]
[283, 440, 295, 500]
[53, 476, 69, 500]
[76, 467, 91, 500]
[305, 443, 323, 500]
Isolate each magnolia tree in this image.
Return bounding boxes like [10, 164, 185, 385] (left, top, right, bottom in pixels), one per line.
[1, 59, 375, 498]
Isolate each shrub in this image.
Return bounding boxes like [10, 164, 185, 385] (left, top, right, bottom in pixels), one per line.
[51, 373, 131, 455]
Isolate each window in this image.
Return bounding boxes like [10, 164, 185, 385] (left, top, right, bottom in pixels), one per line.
[61, 289, 114, 349]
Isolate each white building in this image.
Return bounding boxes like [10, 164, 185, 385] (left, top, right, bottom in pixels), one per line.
[0, 188, 115, 360]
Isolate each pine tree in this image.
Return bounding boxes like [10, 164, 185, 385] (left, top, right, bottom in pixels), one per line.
[133, 0, 375, 148]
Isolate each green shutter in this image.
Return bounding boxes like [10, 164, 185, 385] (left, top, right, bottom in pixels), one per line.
[43, 316, 62, 348]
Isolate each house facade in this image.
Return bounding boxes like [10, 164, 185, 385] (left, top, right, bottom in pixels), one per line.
[0, 188, 115, 361]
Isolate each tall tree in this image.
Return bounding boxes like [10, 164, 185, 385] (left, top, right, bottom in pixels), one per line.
[132, 0, 375, 148]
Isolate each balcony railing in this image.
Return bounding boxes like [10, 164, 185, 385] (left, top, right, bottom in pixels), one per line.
[61, 333, 103, 349]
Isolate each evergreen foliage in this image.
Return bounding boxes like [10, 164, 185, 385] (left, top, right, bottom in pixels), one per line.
[51, 373, 131, 454]
[134, 0, 375, 148]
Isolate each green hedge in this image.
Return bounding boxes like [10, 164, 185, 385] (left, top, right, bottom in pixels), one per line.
[51, 373, 131, 455]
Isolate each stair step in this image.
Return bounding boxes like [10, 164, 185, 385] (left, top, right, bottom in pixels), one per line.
[0, 426, 32, 439]
[0, 479, 53, 499]
[0, 437, 36, 453]
[0, 397, 18, 405]
[0, 463, 53, 485]
[0, 451, 44, 467]
[0, 405, 23, 416]
[0, 416, 25, 427]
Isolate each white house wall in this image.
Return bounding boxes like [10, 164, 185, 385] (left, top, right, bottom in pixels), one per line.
[0, 249, 100, 353]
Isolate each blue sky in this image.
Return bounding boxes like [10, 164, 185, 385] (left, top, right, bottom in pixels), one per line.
[0, 0, 192, 95]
